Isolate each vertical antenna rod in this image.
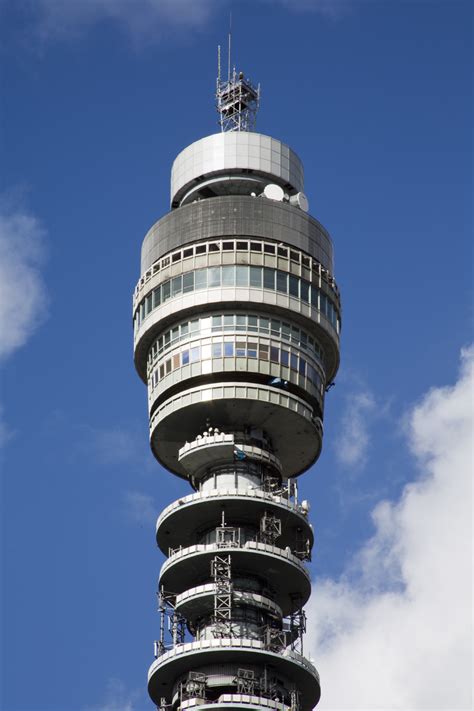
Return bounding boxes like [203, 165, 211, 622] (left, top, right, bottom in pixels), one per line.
[227, 12, 232, 83]
[215, 23, 260, 133]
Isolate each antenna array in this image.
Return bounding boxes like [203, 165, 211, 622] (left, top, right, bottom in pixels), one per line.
[216, 36, 260, 132]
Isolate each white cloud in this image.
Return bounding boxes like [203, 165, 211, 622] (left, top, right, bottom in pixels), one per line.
[23, 0, 218, 44]
[15, 0, 345, 45]
[336, 389, 376, 468]
[88, 426, 143, 466]
[85, 678, 141, 711]
[0, 203, 48, 361]
[307, 346, 473, 710]
[123, 490, 156, 525]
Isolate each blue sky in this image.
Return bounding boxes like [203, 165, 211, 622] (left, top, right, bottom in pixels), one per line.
[0, 1, 472, 710]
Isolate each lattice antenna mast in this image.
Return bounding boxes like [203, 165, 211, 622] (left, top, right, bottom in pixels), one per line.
[216, 30, 260, 132]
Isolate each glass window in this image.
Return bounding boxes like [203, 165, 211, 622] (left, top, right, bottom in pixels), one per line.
[222, 265, 234, 286]
[290, 250, 299, 262]
[212, 316, 222, 331]
[153, 288, 161, 308]
[248, 315, 258, 332]
[181, 323, 189, 337]
[264, 244, 276, 255]
[263, 268, 275, 290]
[182, 350, 189, 365]
[224, 315, 234, 330]
[224, 342, 234, 357]
[282, 323, 291, 340]
[236, 315, 246, 331]
[236, 342, 246, 356]
[190, 319, 199, 333]
[173, 354, 180, 369]
[289, 275, 299, 298]
[271, 319, 280, 336]
[299, 358, 306, 376]
[162, 280, 171, 301]
[270, 346, 280, 363]
[165, 359, 172, 374]
[190, 347, 200, 363]
[164, 332, 171, 347]
[277, 246, 288, 257]
[208, 267, 221, 288]
[276, 271, 288, 293]
[208, 243, 220, 252]
[183, 272, 194, 293]
[250, 266, 262, 288]
[222, 241, 234, 250]
[172, 252, 181, 263]
[212, 342, 222, 357]
[162, 257, 170, 267]
[300, 280, 309, 303]
[201, 317, 211, 332]
[194, 269, 207, 290]
[183, 248, 193, 258]
[237, 241, 248, 250]
[171, 327, 179, 343]
[250, 242, 262, 252]
[248, 342, 258, 358]
[318, 293, 326, 316]
[260, 317, 269, 333]
[281, 349, 289, 367]
[236, 265, 249, 287]
[259, 345, 269, 360]
[300, 331, 307, 347]
[146, 294, 153, 314]
[172, 275, 182, 296]
[327, 301, 334, 325]
[302, 256, 310, 268]
[159, 365, 165, 378]
[195, 244, 206, 255]
[311, 286, 319, 308]
[290, 353, 298, 370]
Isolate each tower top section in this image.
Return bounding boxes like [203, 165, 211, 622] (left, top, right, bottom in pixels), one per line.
[216, 35, 260, 132]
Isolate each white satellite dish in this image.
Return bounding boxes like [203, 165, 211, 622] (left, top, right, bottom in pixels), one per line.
[289, 192, 309, 212]
[263, 184, 285, 202]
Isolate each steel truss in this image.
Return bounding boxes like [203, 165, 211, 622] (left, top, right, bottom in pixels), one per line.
[211, 553, 233, 637]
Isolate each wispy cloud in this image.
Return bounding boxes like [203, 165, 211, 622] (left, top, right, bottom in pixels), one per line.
[307, 346, 473, 709]
[0, 196, 49, 447]
[0, 199, 48, 361]
[16, 0, 218, 45]
[9, 0, 347, 47]
[84, 678, 142, 711]
[123, 490, 156, 525]
[336, 389, 377, 468]
[87, 426, 145, 466]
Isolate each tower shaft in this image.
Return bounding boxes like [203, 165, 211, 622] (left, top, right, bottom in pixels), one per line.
[133, 110, 341, 711]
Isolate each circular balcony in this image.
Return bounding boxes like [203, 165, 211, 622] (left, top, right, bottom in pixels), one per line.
[156, 489, 313, 555]
[174, 584, 283, 626]
[178, 695, 291, 711]
[149, 381, 323, 479]
[148, 638, 321, 711]
[159, 542, 311, 616]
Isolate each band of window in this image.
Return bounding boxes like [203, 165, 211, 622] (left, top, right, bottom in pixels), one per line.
[146, 313, 325, 372]
[134, 265, 340, 335]
[149, 337, 324, 397]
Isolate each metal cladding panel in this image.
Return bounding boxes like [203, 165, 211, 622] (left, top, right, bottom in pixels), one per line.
[141, 196, 334, 274]
[170, 132, 304, 206]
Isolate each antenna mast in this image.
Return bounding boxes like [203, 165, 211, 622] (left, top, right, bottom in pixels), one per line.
[216, 26, 260, 133]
